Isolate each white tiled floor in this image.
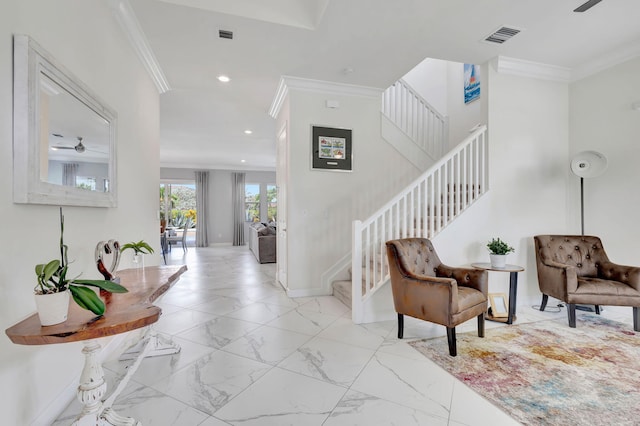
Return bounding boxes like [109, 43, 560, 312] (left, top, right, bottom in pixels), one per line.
[53, 245, 635, 425]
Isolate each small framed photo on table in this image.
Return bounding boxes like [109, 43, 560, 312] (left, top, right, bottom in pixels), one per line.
[312, 126, 352, 171]
[489, 293, 509, 318]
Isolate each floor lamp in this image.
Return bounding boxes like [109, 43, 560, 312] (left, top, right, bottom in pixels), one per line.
[570, 151, 608, 236]
[570, 150, 608, 313]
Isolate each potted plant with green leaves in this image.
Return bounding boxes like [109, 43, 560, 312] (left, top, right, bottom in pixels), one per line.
[34, 209, 129, 326]
[486, 237, 515, 269]
[120, 240, 154, 268]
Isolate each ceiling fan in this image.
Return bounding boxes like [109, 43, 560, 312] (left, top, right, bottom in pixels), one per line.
[51, 135, 106, 155]
[52, 136, 86, 153]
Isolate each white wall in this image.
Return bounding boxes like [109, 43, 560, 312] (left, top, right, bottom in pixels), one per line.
[0, 1, 160, 424]
[161, 167, 276, 244]
[446, 61, 485, 149]
[402, 58, 448, 113]
[401, 58, 485, 148]
[569, 57, 640, 264]
[434, 59, 570, 304]
[279, 86, 422, 294]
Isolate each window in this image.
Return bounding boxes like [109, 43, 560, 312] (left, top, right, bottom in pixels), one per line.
[245, 183, 260, 222]
[267, 184, 277, 223]
[76, 176, 96, 191]
[160, 182, 197, 227]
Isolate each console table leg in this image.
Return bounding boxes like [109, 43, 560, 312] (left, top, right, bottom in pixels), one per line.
[101, 329, 181, 416]
[72, 340, 141, 426]
[72, 340, 107, 426]
[119, 329, 181, 361]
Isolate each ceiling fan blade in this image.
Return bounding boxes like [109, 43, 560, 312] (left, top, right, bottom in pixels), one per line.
[574, 0, 603, 12]
[52, 146, 75, 150]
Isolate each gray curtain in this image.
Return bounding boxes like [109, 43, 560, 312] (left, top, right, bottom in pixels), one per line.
[62, 163, 78, 187]
[232, 172, 245, 246]
[195, 171, 209, 247]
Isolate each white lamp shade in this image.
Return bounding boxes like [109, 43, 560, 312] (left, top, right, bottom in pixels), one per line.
[570, 151, 608, 178]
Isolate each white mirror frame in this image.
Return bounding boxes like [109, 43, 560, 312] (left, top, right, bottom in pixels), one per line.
[13, 34, 117, 208]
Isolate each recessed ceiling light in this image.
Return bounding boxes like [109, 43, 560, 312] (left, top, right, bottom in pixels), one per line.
[244, 130, 252, 134]
[241, 159, 246, 163]
[217, 75, 230, 83]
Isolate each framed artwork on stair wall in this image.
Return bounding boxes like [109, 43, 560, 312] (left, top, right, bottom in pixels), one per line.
[464, 63, 481, 104]
[311, 126, 352, 171]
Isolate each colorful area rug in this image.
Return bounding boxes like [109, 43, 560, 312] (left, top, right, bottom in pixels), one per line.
[409, 315, 640, 426]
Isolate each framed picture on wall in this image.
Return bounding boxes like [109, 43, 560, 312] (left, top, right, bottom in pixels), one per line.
[311, 126, 352, 171]
[464, 63, 481, 104]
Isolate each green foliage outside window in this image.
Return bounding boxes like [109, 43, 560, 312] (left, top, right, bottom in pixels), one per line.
[267, 185, 277, 222]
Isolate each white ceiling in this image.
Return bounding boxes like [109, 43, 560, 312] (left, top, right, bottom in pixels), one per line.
[127, 0, 640, 171]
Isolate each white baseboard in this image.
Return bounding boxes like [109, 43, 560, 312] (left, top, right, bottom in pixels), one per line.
[286, 287, 332, 298]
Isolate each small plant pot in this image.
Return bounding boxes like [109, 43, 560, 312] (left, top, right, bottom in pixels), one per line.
[132, 253, 145, 269]
[490, 254, 507, 269]
[34, 290, 70, 326]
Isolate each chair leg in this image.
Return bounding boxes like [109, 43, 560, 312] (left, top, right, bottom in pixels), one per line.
[477, 313, 485, 338]
[595, 305, 601, 315]
[633, 307, 639, 332]
[540, 294, 549, 311]
[446, 327, 457, 357]
[567, 303, 577, 328]
[397, 313, 404, 339]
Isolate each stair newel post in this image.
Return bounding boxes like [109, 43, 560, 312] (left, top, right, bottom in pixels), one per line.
[352, 220, 364, 324]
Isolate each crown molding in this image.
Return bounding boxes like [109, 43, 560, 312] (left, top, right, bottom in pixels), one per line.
[268, 77, 289, 118]
[495, 56, 571, 82]
[570, 40, 640, 82]
[109, 0, 171, 93]
[269, 75, 382, 118]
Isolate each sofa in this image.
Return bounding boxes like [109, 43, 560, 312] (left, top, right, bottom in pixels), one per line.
[248, 222, 276, 263]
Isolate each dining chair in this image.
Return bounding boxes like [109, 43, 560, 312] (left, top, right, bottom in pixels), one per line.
[166, 219, 191, 253]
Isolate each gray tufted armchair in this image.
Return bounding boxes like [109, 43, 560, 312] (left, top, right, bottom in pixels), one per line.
[534, 235, 640, 331]
[385, 238, 488, 356]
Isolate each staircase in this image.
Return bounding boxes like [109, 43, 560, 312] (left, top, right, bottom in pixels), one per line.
[331, 84, 488, 322]
[381, 78, 449, 162]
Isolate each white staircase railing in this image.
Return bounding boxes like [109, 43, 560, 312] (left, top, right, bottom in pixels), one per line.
[382, 78, 449, 160]
[351, 125, 488, 323]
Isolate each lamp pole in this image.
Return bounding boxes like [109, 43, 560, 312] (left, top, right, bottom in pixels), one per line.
[580, 176, 584, 236]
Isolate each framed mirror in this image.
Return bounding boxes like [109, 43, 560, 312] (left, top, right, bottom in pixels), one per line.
[13, 34, 117, 207]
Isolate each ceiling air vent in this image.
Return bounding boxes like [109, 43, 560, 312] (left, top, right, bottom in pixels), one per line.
[574, 0, 603, 13]
[219, 30, 233, 40]
[483, 26, 521, 44]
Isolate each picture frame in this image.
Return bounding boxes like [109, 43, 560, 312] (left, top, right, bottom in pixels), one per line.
[464, 63, 480, 104]
[311, 126, 352, 171]
[488, 293, 509, 318]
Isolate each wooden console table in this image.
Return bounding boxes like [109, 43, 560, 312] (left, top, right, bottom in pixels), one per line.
[5, 265, 187, 426]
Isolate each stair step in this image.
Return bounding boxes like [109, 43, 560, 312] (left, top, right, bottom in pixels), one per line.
[332, 280, 352, 308]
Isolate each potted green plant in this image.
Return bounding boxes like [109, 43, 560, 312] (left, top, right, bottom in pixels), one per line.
[34, 208, 128, 326]
[486, 238, 515, 268]
[120, 240, 154, 268]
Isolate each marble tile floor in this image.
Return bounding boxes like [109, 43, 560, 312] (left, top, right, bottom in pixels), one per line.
[53, 245, 635, 426]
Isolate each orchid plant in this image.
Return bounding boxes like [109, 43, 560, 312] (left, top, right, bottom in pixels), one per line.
[34, 208, 128, 316]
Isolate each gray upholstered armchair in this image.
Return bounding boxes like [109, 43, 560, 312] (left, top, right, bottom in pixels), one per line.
[534, 235, 640, 331]
[385, 238, 488, 356]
